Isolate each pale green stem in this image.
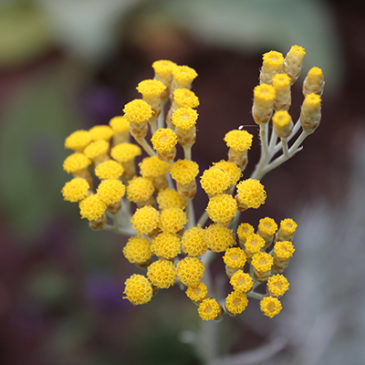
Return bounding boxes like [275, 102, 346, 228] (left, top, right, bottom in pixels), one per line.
[281, 137, 289, 158]
[187, 199, 196, 228]
[247, 291, 264, 300]
[183, 145, 192, 160]
[135, 137, 155, 157]
[157, 99, 167, 129]
[197, 211, 209, 228]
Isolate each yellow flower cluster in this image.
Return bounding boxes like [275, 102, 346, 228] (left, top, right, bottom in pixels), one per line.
[62, 46, 322, 321]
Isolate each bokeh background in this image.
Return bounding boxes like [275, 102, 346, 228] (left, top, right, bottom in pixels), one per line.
[0, 0, 364, 364]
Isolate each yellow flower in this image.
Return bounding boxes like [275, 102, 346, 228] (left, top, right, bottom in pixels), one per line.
[97, 179, 125, 205]
[147, 259, 177, 289]
[136, 79, 167, 101]
[152, 59, 176, 84]
[171, 107, 198, 130]
[123, 237, 152, 265]
[244, 234, 265, 255]
[172, 65, 198, 88]
[170, 159, 199, 185]
[173, 88, 199, 108]
[212, 161, 242, 185]
[267, 274, 289, 297]
[263, 51, 284, 70]
[157, 188, 186, 210]
[223, 247, 247, 269]
[111, 143, 142, 163]
[253, 84, 275, 103]
[151, 232, 181, 259]
[84, 140, 109, 160]
[251, 252, 274, 273]
[177, 257, 205, 287]
[61, 177, 90, 202]
[139, 156, 169, 178]
[159, 208, 187, 233]
[205, 224, 235, 253]
[109, 116, 130, 133]
[274, 241, 295, 260]
[95, 160, 124, 180]
[131, 206, 160, 235]
[181, 226, 207, 257]
[200, 167, 231, 196]
[127, 177, 155, 203]
[224, 130, 253, 152]
[260, 296, 282, 318]
[151, 128, 178, 154]
[303, 67, 324, 95]
[237, 223, 254, 242]
[225, 291, 248, 315]
[89, 125, 114, 141]
[272, 73, 290, 90]
[258, 217, 277, 237]
[198, 298, 221, 321]
[123, 99, 153, 124]
[123, 274, 153, 305]
[236, 179, 266, 209]
[186, 282, 208, 302]
[79, 194, 106, 221]
[206, 194, 237, 225]
[278, 218, 297, 240]
[63, 153, 91, 173]
[64, 130, 91, 151]
[273, 110, 293, 138]
[230, 270, 253, 293]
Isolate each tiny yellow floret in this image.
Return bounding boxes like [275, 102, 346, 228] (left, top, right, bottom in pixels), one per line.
[97, 179, 125, 205]
[157, 189, 186, 210]
[177, 257, 205, 287]
[260, 296, 282, 318]
[62, 177, 90, 202]
[79, 194, 106, 221]
[152, 60, 176, 83]
[230, 270, 253, 293]
[225, 291, 248, 315]
[137, 79, 167, 100]
[205, 224, 235, 253]
[206, 194, 237, 225]
[170, 159, 199, 185]
[123, 274, 153, 305]
[223, 247, 247, 269]
[224, 130, 253, 152]
[237, 223, 255, 242]
[274, 241, 295, 260]
[123, 236, 152, 265]
[212, 161, 242, 185]
[89, 125, 114, 141]
[63, 153, 91, 173]
[109, 116, 130, 133]
[95, 160, 124, 180]
[244, 234, 266, 255]
[236, 179, 267, 209]
[181, 226, 207, 257]
[263, 51, 284, 69]
[173, 88, 199, 108]
[147, 259, 176, 289]
[254, 84, 276, 103]
[172, 65, 198, 88]
[159, 208, 187, 233]
[267, 274, 290, 297]
[139, 156, 169, 178]
[64, 130, 91, 151]
[186, 282, 208, 302]
[200, 167, 232, 196]
[84, 140, 109, 160]
[258, 217, 278, 237]
[171, 107, 198, 130]
[251, 252, 274, 273]
[151, 128, 178, 153]
[198, 298, 221, 321]
[127, 177, 154, 203]
[151, 232, 181, 259]
[131, 206, 160, 235]
[279, 218, 298, 238]
[123, 99, 153, 124]
[111, 143, 142, 163]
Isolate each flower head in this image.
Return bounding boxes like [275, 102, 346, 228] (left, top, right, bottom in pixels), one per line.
[274, 241, 295, 260]
[230, 270, 253, 293]
[200, 167, 232, 196]
[111, 143, 142, 163]
[251, 252, 274, 273]
[151, 128, 178, 154]
[236, 179, 266, 209]
[151, 232, 181, 259]
[157, 188, 186, 210]
[258, 217, 278, 237]
[224, 130, 253, 152]
[244, 234, 265, 255]
[127, 177, 155, 203]
[263, 51, 284, 70]
[198, 298, 221, 320]
[123, 237, 152, 265]
[131, 206, 160, 235]
[205, 224, 235, 253]
[260, 296, 282, 318]
[278, 218, 297, 239]
[123, 99, 153, 124]
[84, 140, 109, 160]
[177, 257, 205, 287]
[159, 208, 187, 233]
[97, 179, 125, 205]
[181, 226, 207, 257]
[223, 247, 247, 269]
[237, 223, 254, 242]
[267, 274, 289, 297]
[173, 88, 199, 108]
[63, 153, 91, 173]
[109, 116, 130, 133]
[79, 194, 106, 221]
[254, 84, 275, 104]
[137, 79, 167, 101]
[170, 159, 199, 185]
[124, 274, 153, 305]
[152, 59, 176, 84]
[139, 156, 169, 178]
[95, 160, 124, 180]
[212, 161, 242, 185]
[89, 125, 114, 141]
[206, 194, 237, 225]
[62, 177, 90, 202]
[186, 282, 207, 302]
[171, 107, 198, 130]
[147, 259, 176, 289]
[225, 291, 248, 315]
[64, 130, 91, 151]
[172, 65, 198, 88]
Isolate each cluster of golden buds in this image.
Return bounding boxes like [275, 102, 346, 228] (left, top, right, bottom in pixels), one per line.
[61, 45, 324, 320]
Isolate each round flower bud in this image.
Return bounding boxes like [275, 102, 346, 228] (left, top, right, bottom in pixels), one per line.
[151, 232, 181, 259]
[127, 177, 155, 204]
[244, 234, 265, 256]
[236, 179, 266, 210]
[274, 241, 295, 261]
[251, 252, 273, 273]
[223, 248, 247, 269]
[84, 140, 109, 161]
[303, 66, 324, 96]
[64, 130, 91, 151]
[89, 125, 114, 141]
[139, 156, 169, 178]
[131, 206, 160, 235]
[109, 116, 129, 134]
[147, 259, 176, 289]
[171, 107, 198, 130]
[79, 194, 106, 221]
[212, 161, 242, 185]
[123, 99, 153, 124]
[111, 143, 142, 163]
[152, 59, 176, 85]
[173, 88, 199, 108]
[97, 179, 125, 205]
[230, 270, 253, 293]
[267, 274, 289, 297]
[277, 218, 297, 241]
[260, 296, 282, 318]
[225, 291, 248, 315]
[177, 257, 205, 287]
[260, 51, 284, 84]
[159, 208, 187, 234]
[237, 223, 254, 247]
[186, 282, 207, 302]
[206, 194, 237, 225]
[224, 130, 253, 152]
[157, 189, 186, 210]
[198, 298, 221, 321]
[123, 274, 153, 305]
[62, 177, 90, 202]
[170, 159, 199, 186]
[252, 84, 275, 124]
[95, 160, 124, 180]
[200, 167, 232, 196]
[63, 153, 91, 174]
[272, 110, 293, 138]
[283, 45, 306, 83]
[123, 237, 152, 265]
[258, 217, 278, 241]
[182, 227, 207, 257]
[151, 128, 178, 154]
[172, 65, 198, 89]
[136, 79, 167, 104]
[205, 224, 235, 253]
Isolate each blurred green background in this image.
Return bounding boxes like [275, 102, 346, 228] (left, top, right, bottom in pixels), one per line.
[0, 0, 364, 364]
